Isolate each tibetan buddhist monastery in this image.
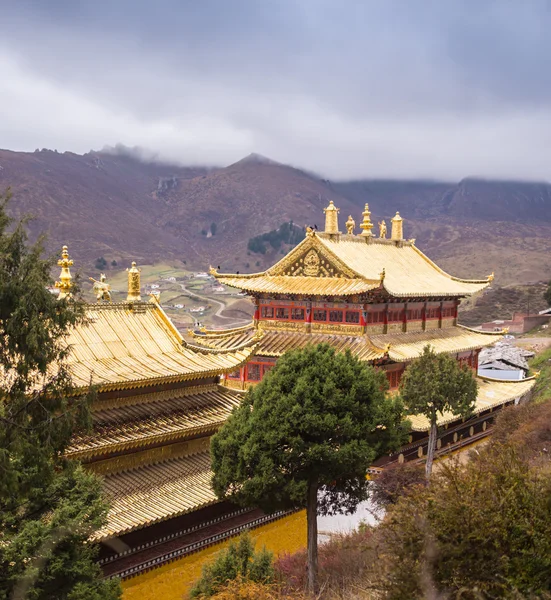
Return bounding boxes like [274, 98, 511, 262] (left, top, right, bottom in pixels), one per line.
[55, 249, 302, 586]
[193, 202, 536, 463]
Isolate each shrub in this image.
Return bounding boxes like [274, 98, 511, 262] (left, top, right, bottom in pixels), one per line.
[190, 533, 274, 598]
[370, 461, 425, 508]
[209, 577, 305, 599]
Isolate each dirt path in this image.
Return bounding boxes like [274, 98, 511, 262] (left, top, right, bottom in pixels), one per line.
[179, 283, 250, 325]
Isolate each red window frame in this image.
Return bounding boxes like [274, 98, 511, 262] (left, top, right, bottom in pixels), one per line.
[291, 307, 305, 320]
[426, 307, 441, 320]
[329, 309, 344, 323]
[261, 306, 274, 319]
[345, 311, 360, 324]
[246, 363, 261, 381]
[387, 310, 405, 323]
[366, 312, 385, 324]
[275, 307, 289, 320]
[313, 309, 327, 322]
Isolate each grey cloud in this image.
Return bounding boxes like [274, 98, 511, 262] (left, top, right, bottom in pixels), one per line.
[1, 0, 551, 179]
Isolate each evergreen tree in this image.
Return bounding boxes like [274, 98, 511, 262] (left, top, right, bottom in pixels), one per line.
[211, 344, 407, 594]
[399, 345, 478, 480]
[0, 190, 120, 600]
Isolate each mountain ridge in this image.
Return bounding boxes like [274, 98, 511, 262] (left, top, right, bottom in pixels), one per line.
[2, 147, 551, 287]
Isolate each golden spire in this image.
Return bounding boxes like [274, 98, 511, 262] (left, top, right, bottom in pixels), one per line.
[360, 203, 374, 237]
[126, 261, 141, 302]
[323, 201, 340, 234]
[55, 245, 73, 300]
[345, 215, 355, 235]
[391, 212, 404, 241]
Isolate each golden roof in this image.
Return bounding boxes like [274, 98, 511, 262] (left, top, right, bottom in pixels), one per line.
[207, 274, 377, 296]
[408, 376, 536, 432]
[68, 385, 242, 459]
[371, 326, 502, 363]
[212, 232, 491, 298]
[93, 451, 216, 540]
[191, 323, 499, 362]
[65, 303, 257, 391]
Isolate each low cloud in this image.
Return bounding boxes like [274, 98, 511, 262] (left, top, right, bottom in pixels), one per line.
[1, 0, 550, 181]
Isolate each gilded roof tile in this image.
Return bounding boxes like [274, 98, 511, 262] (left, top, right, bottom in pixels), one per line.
[408, 376, 536, 431]
[370, 326, 502, 362]
[68, 385, 242, 459]
[65, 303, 257, 391]
[213, 233, 490, 298]
[93, 451, 216, 540]
[192, 324, 499, 362]
[211, 275, 377, 296]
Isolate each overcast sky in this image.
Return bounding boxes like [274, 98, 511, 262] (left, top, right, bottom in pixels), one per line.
[1, 0, 550, 180]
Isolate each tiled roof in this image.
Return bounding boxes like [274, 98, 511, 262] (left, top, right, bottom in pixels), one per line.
[371, 326, 502, 362]
[213, 233, 490, 299]
[210, 275, 377, 296]
[67, 385, 242, 459]
[64, 303, 256, 391]
[191, 324, 499, 362]
[93, 451, 216, 540]
[408, 376, 536, 431]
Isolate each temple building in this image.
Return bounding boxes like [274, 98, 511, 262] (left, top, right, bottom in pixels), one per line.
[193, 202, 536, 462]
[54, 249, 304, 591]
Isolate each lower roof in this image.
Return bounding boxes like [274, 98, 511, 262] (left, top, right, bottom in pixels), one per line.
[190, 323, 501, 363]
[92, 451, 215, 540]
[68, 385, 242, 460]
[408, 376, 536, 432]
[64, 302, 256, 391]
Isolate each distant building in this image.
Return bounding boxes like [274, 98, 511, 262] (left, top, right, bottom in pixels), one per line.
[478, 345, 534, 380]
[479, 312, 551, 334]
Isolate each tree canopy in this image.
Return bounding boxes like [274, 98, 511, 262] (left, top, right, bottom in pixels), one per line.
[0, 189, 120, 600]
[211, 343, 407, 593]
[399, 345, 478, 479]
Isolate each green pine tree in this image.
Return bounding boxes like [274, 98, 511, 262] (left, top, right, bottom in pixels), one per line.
[211, 344, 407, 594]
[399, 344, 478, 480]
[0, 189, 120, 600]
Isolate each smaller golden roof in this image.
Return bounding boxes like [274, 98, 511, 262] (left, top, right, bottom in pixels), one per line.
[68, 384, 242, 460]
[408, 376, 536, 432]
[371, 326, 502, 363]
[191, 322, 500, 362]
[93, 451, 216, 540]
[65, 302, 258, 391]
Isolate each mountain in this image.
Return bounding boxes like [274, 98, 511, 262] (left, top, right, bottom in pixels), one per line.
[1, 147, 551, 289]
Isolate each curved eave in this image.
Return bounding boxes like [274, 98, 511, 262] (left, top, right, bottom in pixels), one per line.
[69, 346, 258, 394]
[213, 275, 379, 296]
[408, 376, 536, 432]
[372, 327, 501, 363]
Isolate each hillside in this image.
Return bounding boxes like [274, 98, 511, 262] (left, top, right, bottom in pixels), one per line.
[1, 148, 551, 290]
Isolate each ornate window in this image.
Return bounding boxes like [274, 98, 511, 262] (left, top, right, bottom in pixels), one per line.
[329, 309, 344, 323]
[313, 309, 327, 322]
[276, 307, 289, 320]
[366, 311, 385, 324]
[386, 369, 402, 389]
[426, 307, 440, 319]
[407, 308, 423, 320]
[291, 308, 305, 320]
[247, 363, 261, 381]
[345, 311, 360, 324]
[261, 306, 274, 319]
[388, 310, 404, 323]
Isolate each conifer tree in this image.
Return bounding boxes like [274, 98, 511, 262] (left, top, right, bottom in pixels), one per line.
[211, 344, 407, 594]
[0, 189, 120, 600]
[399, 345, 478, 480]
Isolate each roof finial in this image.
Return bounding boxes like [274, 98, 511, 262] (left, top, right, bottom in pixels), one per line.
[391, 212, 404, 241]
[345, 215, 355, 235]
[360, 203, 374, 237]
[89, 273, 111, 302]
[55, 245, 73, 300]
[126, 261, 141, 302]
[323, 201, 340, 234]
